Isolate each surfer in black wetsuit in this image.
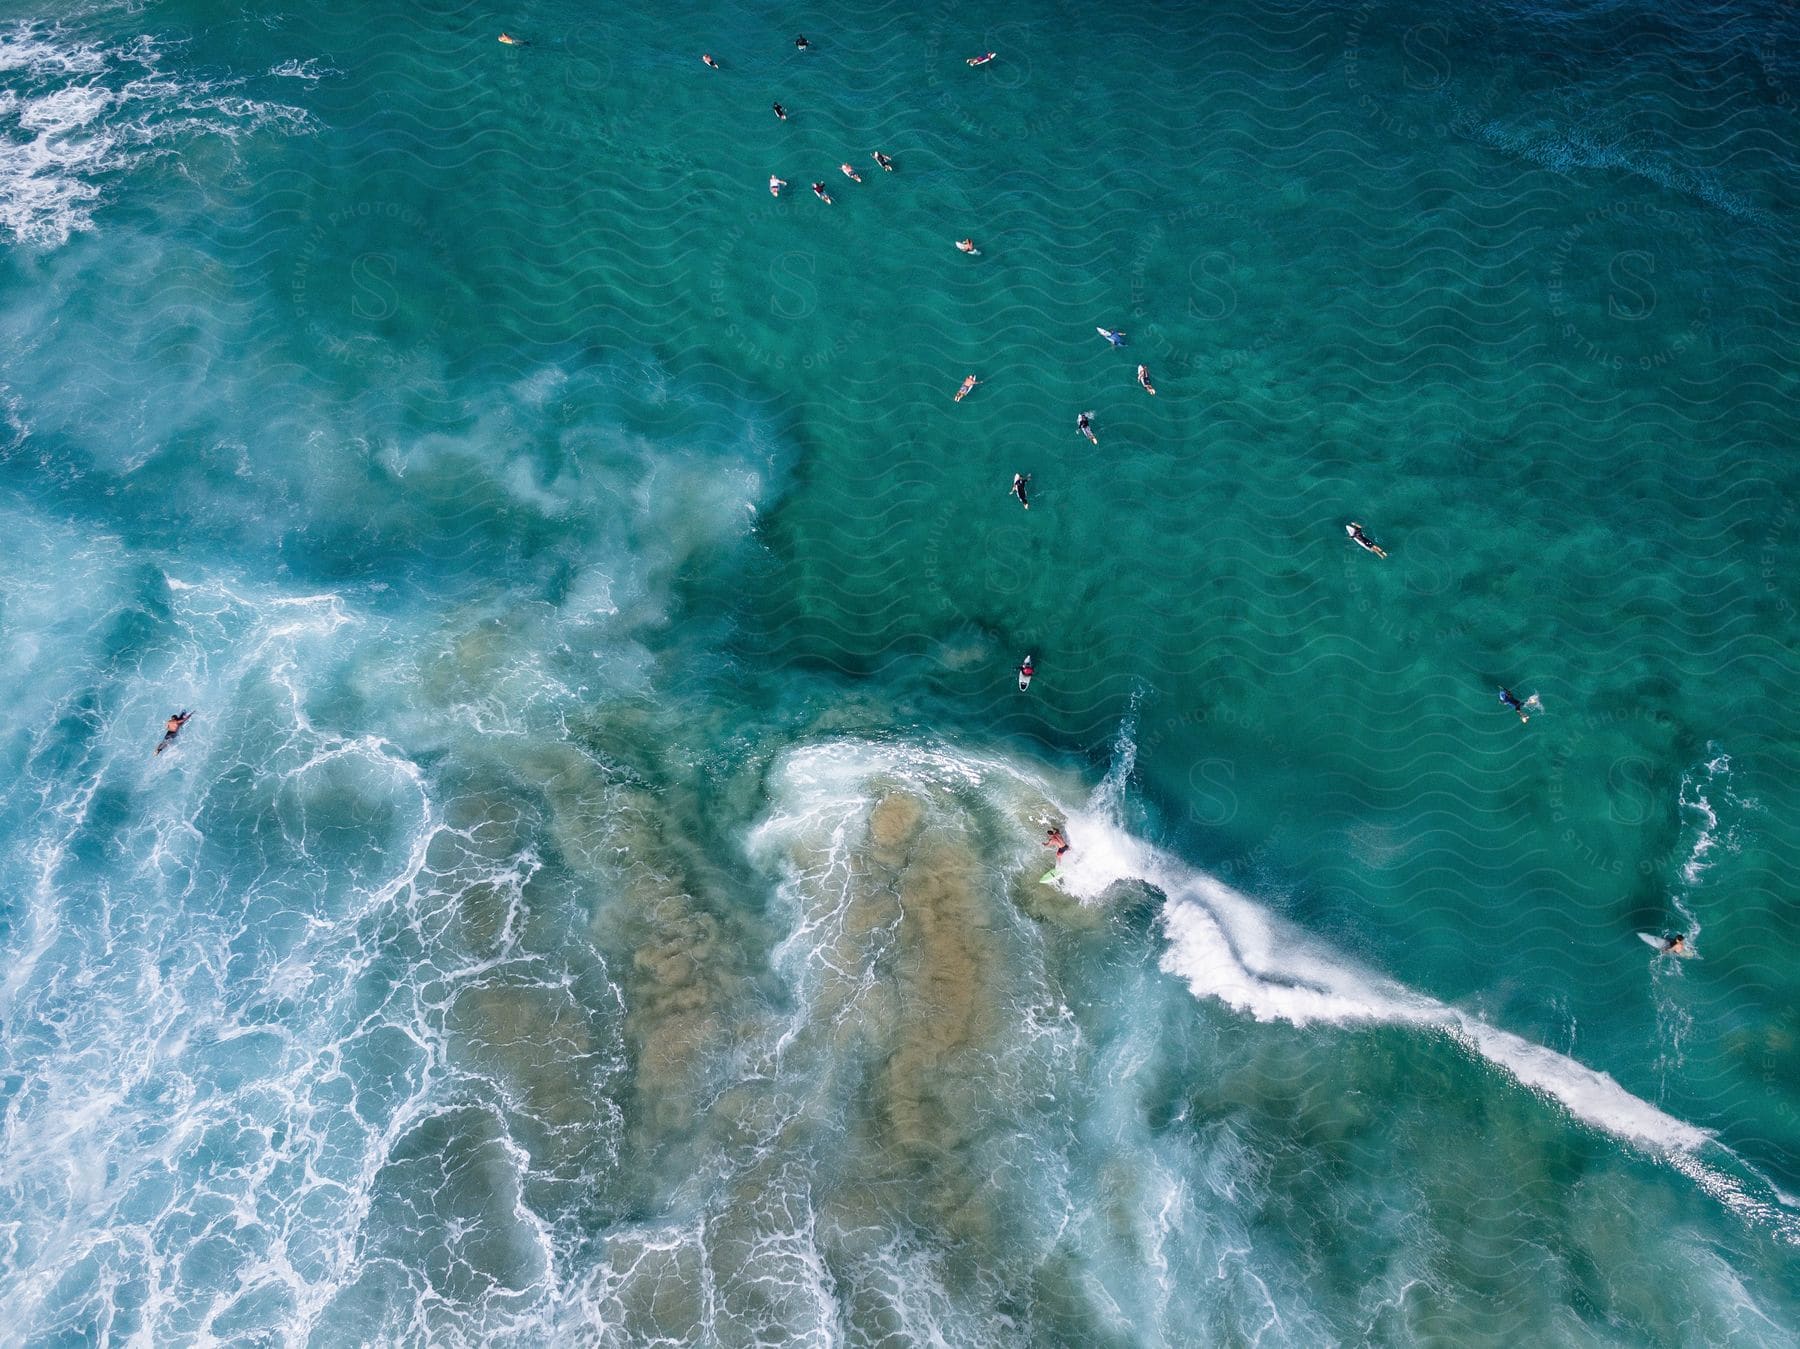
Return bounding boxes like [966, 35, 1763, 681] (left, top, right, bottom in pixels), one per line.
[1011, 473, 1030, 509]
[1498, 687, 1532, 723]
[872, 151, 895, 172]
[1077, 411, 1096, 444]
[795, 34, 810, 51]
[1346, 522, 1386, 558]
[772, 102, 789, 120]
[155, 711, 192, 756]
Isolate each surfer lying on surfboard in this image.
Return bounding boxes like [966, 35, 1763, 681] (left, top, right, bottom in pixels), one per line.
[1137, 364, 1157, 395]
[155, 710, 192, 756]
[1098, 328, 1127, 347]
[967, 52, 996, 66]
[1498, 687, 1542, 723]
[955, 374, 979, 401]
[1077, 411, 1097, 444]
[1011, 473, 1030, 509]
[1346, 522, 1386, 558]
[1018, 655, 1034, 690]
[956, 238, 980, 255]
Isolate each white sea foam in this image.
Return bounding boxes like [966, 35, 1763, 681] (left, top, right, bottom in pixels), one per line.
[0, 21, 311, 247]
[764, 741, 1747, 1165]
[268, 57, 338, 81]
[1677, 744, 1744, 892]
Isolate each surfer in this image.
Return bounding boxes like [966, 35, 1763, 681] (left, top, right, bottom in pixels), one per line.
[1346, 521, 1387, 558]
[1497, 687, 1538, 723]
[1018, 654, 1035, 690]
[703, 53, 720, 69]
[795, 34, 810, 51]
[1661, 933, 1688, 955]
[967, 52, 996, 66]
[955, 374, 979, 402]
[1137, 364, 1157, 395]
[956, 238, 979, 254]
[872, 151, 895, 172]
[497, 32, 529, 46]
[155, 711, 192, 756]
[1098, 328, 1127, 347]
[1044, 828, 1070, 860]
[811, 181, 832, 204]
[1011, 473, 1031, 509]
[840, 163, 862, 182]
[1076, 411, 1097, 444]
[769, 175, 787, 196]
[772, 102, 789, 121]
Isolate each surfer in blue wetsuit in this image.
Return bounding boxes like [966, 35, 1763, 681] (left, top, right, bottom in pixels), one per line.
[1498, 687, 1533, 723]
[1099, 328, 1127, 347]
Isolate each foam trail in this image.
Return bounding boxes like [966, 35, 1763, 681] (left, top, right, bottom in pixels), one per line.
[1061, 756, 1800, 1246]
[766, 738, 1797, 1246]
[772, 739, 1715, 1156]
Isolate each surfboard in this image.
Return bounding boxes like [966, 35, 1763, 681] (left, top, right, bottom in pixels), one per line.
[1039, 868, 1061, 884]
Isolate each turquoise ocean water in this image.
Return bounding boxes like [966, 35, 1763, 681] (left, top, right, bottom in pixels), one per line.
[3, 0, 1799, 1341]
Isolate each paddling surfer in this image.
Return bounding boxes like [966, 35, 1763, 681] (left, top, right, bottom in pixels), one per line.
[1498, 687, 1539, 723]
[1346, 522, 1387, 558]
[155, 711, 192, 756]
